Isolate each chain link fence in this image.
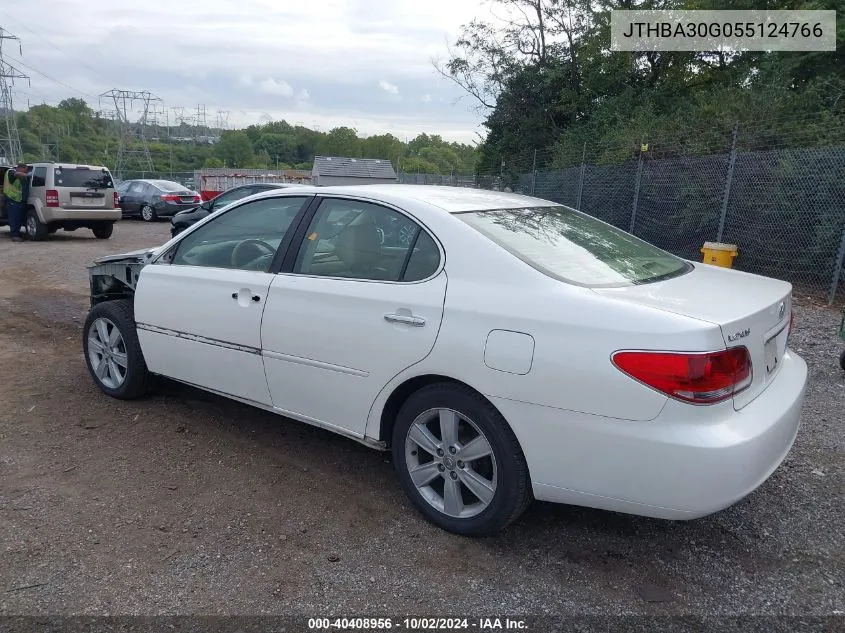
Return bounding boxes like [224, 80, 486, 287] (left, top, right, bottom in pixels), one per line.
[405, 116, 845, 306]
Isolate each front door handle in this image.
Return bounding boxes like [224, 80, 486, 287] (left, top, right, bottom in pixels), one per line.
[384, 313, 425, 327]
[231, 291, 261, 303]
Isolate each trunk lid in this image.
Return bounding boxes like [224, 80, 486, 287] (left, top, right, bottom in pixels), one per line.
[593, 263, 792, 409]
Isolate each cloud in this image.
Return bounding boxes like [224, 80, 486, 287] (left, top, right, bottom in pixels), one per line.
[378, 80, 399, 95]
[422, 94, 432, 103]
[257, 78, 294, 97]
[13, 0, 486, 142]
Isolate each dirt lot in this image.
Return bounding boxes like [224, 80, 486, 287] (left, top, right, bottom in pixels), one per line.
[0, 221, 843, 617]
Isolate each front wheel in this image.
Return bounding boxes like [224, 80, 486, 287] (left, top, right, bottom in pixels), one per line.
[92, 223, 114, 239]
[25, 209, 49, 241]
[140, 205, 157, 222]
[83, 300, 151, 399]
[392, 383, 532, 536]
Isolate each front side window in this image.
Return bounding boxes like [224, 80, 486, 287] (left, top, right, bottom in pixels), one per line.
[293, 198, 440, 282]
[173, 196, 309, 271]
[457, 206, 691, 287]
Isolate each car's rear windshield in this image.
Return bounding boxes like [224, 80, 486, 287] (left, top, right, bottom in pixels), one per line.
[150, 180, 190, 192]
[457, 206, 692, 287]
[53, 167, 114, 189]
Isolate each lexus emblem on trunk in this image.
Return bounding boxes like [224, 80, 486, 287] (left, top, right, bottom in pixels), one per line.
[778, 302, 786, 320]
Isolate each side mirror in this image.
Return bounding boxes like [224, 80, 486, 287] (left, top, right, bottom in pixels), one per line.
[201, 201, 213, 211]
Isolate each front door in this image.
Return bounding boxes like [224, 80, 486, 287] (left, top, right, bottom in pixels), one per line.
[134, 195, 312, 405]
[260, 197, 446, 436]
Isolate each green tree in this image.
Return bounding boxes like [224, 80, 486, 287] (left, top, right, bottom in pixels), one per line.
[316, 126, 361, 157]
[216, 131, 254, 167]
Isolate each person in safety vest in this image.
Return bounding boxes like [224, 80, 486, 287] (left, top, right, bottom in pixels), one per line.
[3, 163, 29, 242]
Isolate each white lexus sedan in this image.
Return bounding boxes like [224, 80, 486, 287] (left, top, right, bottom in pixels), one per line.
[82, 185, 808, 536]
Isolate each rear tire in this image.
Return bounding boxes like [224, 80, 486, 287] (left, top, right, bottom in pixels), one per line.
[140, 205, 157, 222]
[92, 223, 114, 239]
[391, 383, 532, 536]
[83, 299, 151, 400]
[25, 208, 49, 241]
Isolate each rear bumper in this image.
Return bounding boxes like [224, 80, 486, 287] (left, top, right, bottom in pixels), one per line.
[157, 203, 196, 218]
[42, 208, 121, 223]
[491, 349, 808, 520]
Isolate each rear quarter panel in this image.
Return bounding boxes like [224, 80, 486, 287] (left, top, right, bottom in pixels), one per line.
[364, 208, 726, 440]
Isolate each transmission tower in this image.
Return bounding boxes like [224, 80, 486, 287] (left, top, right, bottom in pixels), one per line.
[194, 104, 208, 144]
[100, 89, 160, 178]
[0, 27, 28, 164]
[215, 109, 230, 131]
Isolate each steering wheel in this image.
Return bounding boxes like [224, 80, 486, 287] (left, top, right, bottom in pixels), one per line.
[231, 239, 275, 268]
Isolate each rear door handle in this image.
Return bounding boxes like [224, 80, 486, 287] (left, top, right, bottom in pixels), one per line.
[384, 313, 425, 327]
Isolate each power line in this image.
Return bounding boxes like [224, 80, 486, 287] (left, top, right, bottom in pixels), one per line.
[0, 8, 125, 89]
[1, 26, 27, 163]
[6, 53, 98, 100]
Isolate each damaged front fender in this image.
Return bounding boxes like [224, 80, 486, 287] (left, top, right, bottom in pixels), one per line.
[87, 248, 157, 307]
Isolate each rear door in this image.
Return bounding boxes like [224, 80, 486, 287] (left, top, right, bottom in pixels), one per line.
[29, 166, 47, 207]
[260, 196, 447, 437]
[123, 181, 145, 214]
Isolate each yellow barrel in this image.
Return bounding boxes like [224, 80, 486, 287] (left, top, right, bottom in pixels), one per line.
[701, 242, 738, 268]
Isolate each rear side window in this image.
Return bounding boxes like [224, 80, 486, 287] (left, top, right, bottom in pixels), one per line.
[293, 199, 441, 282]
[457, 206, 691, 287]
[53, 167, 114, 189]
[31, 167, 47, 187]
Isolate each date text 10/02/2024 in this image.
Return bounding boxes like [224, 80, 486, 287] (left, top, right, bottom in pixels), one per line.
[307, 618, 529, 630]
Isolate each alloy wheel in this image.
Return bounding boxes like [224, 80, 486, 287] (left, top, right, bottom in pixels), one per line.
[87, 317, 128, 389]
[405, 408, 498, 519]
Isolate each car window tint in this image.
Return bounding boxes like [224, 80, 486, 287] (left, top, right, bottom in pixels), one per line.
[213, 187, 253, 208]
[31, 167, 47, 188]
[173, 196, 308, 272]
[402, 229, 441, 281]
[129, 182, 145, 194]
[458, 206, 691, 287]
[293, 198, 436, 282]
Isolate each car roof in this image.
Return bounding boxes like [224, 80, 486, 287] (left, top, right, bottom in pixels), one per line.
[30, 162, 111, 170]
[233, 182, 296, 189]
[262, 184, 555, 213]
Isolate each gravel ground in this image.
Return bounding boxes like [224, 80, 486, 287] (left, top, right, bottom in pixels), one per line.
[0, 221, 842, 618]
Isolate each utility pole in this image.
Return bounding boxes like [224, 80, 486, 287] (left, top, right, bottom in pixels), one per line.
[100, 89, 160, 179]
[0, 27, 29, 164]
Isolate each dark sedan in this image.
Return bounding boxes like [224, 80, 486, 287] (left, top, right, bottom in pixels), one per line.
[118, 179, 201, 222]
[170, 182, 300, 237]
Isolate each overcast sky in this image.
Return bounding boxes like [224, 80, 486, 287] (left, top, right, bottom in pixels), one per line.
[1, 0, 492, 143]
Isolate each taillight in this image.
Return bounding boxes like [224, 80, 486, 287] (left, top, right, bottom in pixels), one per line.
[161, 194, 181, 202]
[113, 191, 119, 207]
[612, 348, 753, 404]
[193, 195, 201, 203]
[46, 190, 59, 207]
